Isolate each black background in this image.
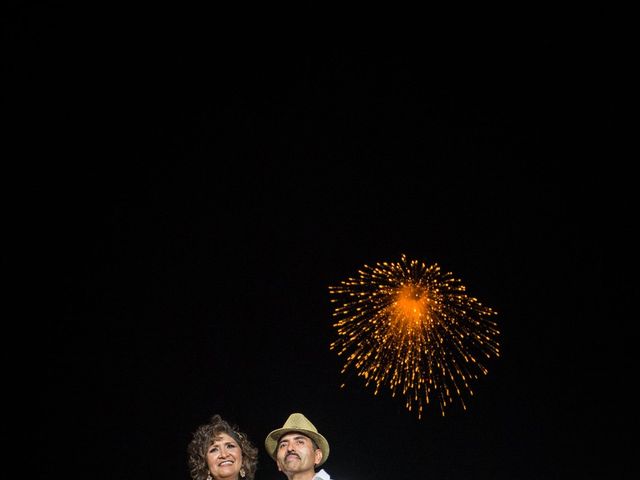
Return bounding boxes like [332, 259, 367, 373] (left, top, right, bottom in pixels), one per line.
[9, 4, 633, 480]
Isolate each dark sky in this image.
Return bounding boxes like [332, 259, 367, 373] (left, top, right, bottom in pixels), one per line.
[12, 5, 632, 480]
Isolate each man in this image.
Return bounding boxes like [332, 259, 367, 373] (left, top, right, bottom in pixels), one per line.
[264, 412, 333, 480]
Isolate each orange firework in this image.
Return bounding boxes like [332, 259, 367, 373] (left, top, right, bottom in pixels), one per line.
[329, 254, 500, 418]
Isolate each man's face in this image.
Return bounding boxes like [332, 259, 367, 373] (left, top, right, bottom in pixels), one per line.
[276, 432, 322, 476]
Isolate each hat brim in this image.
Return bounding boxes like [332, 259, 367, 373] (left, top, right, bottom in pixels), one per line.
[265, 427, 330, 466]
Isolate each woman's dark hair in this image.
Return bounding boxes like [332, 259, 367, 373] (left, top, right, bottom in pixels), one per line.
[187, 414, 258, 480]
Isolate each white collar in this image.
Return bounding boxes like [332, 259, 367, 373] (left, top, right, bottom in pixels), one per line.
[313, 469, 332, 480]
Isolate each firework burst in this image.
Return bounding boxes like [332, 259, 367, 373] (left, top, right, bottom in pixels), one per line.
[329, 254, 500, 418]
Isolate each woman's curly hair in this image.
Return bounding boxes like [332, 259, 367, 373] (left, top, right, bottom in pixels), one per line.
[187, 414, 258, 480]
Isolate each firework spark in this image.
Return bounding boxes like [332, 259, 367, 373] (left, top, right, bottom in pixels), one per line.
[329, 254, 500, 418]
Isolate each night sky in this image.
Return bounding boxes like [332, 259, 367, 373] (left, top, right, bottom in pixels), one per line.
[13, 5, 632, 480]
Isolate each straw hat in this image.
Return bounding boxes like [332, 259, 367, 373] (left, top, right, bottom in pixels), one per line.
[264, 413, 330, 466]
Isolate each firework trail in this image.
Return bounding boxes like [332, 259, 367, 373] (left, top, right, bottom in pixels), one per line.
[329, 254, 500, 418]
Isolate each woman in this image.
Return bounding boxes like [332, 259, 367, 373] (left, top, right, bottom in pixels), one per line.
[188, 414, 258, 480]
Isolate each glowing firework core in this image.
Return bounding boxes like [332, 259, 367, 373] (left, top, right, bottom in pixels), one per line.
[394, 284, 430, 327]
[329, 254, 500, 418]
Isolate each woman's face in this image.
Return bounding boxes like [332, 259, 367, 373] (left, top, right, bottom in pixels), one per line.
[206, 432, 244, 480]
